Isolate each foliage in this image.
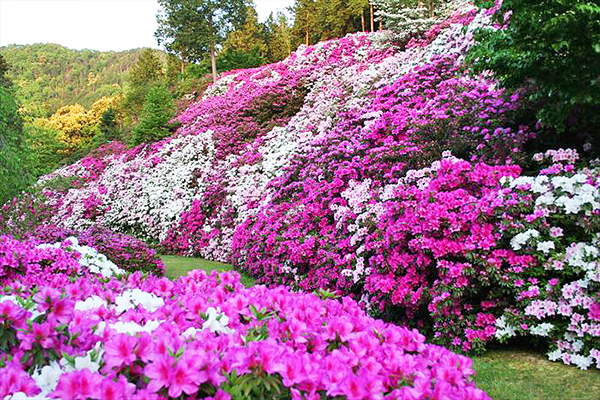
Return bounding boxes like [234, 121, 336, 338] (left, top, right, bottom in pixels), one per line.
[264, 12, 293, 63]
[130, 48, 164, 86]
[130, 85, 176, 146]
[223, 5, 267, 58]
[122, 48, 165, 122]
[468, 0, 600, 141]
[0, 44, 159, 117]
[155, 0, 248, 81]
[291, 0, 371, 47]
[0, 85, 32, 205]
[41, 94, 123, 153]
[22, 122, 68, 177]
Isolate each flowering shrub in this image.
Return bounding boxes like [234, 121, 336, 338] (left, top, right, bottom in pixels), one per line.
[0, 235, 124, 287]
[0, 257, 490, 399]
[492, 150, 600, 369]
[31, 225, 164, 277]
[232, 154, 527, 354]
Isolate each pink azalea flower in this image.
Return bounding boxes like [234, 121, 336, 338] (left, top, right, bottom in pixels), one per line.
[145, 354, 173, 393]
[51, 369, 103, 400]
[99, 375, 136, 400]
[104, 333, 137, 369]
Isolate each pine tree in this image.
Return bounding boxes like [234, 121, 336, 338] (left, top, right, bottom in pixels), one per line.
[130, 48, 164, 86]
[265, 12, 293, 62]
[123, 49, 165, 121]
[130, 86, 175, 146]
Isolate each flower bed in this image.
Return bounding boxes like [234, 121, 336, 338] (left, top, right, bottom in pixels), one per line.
[0, 236, 489, 400]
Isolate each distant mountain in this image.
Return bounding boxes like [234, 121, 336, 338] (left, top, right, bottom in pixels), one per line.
[0, 43, 166, 117]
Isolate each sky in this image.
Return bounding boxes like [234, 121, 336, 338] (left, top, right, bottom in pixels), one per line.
[0, 0, 295, 52]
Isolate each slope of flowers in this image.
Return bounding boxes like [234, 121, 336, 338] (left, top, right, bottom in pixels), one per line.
[0, 236, 489, 400]
[30, 2, 500, 251]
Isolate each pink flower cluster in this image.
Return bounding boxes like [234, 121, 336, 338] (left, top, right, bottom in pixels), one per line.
[0, 244, 490, 399]
[0, 234, 86, 287]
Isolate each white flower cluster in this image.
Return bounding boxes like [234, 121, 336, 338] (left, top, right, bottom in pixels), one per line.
[25, 342, 104, 399]
[564, 243, 600, 283]
[202, 306, 233, 334]
[510, 229, 540, 251]
[102, 319, 162, 335]
[113, 289, 165, 314]
[507, 172, 600, 215]
[494, 315, 517, 339]
[75, 289, 165, 316]
[548, 337, 599, 370]
[37, 236, 124, 278]
[530, 323, 554, 337]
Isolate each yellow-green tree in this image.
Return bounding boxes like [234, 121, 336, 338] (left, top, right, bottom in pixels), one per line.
[42, 94, 123, 152]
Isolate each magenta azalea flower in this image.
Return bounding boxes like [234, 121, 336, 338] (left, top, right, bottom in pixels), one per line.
[51, 369, 103, 400]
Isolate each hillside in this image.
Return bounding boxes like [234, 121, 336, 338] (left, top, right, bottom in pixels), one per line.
[0, 43, 165, 116]
[2, 0, 599, 382]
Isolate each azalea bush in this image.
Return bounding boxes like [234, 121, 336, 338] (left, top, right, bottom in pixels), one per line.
[0, 235, 123, 287]
[29, 225, 165, 277]
[492, 149, 600, 369]
[0, 236, 490, 400]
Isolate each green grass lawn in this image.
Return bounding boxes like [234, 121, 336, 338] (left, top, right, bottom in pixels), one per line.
[161, 255, 600, 399]
[473, 347, 600, 400]
[160, 254, 256, 287]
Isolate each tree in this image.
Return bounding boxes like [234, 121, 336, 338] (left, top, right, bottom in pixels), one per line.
[369, 0, 443, 33]
[122, 49, 164, 120]
[130, 85, 176, 146]
[291, 0, 318, 46]
[155, 0, 248, 82]
[130, 48, 164, 86]
[99, 108, 121, 142]
[223, 5, 267, 56]
[290, 0, 369, 47]
[23, 122, 67, 177]
[265, 12, 293, 62]
[348, 0, 369, 31]
[468, 0, 600, 146]
[0, 66, 32, 204]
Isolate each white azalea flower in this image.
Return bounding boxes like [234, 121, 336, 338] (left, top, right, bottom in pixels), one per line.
[536, 241, 555, 254]
[202, 307, 233, 334]
[32, 361, 63, 393]
[75, 295, 107, 311]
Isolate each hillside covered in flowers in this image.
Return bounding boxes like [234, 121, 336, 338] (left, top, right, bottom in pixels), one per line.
[1, 0, 599, 398]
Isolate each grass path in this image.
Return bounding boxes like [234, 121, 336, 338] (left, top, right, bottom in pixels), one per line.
[160, 255, 256, 287]
[161, 255, 600, 400]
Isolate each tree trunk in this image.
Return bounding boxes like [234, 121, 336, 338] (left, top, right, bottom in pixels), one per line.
[361, 11, 365, 32]
[180, 47, 186, 77]
[370, 4, 375, 32]
[210, 42, 217, 82]
[379, 18, 383, 31]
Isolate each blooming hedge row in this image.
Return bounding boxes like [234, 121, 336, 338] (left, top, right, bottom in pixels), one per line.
[232, 149, 600, 368]
[0, 236, 489, 400]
